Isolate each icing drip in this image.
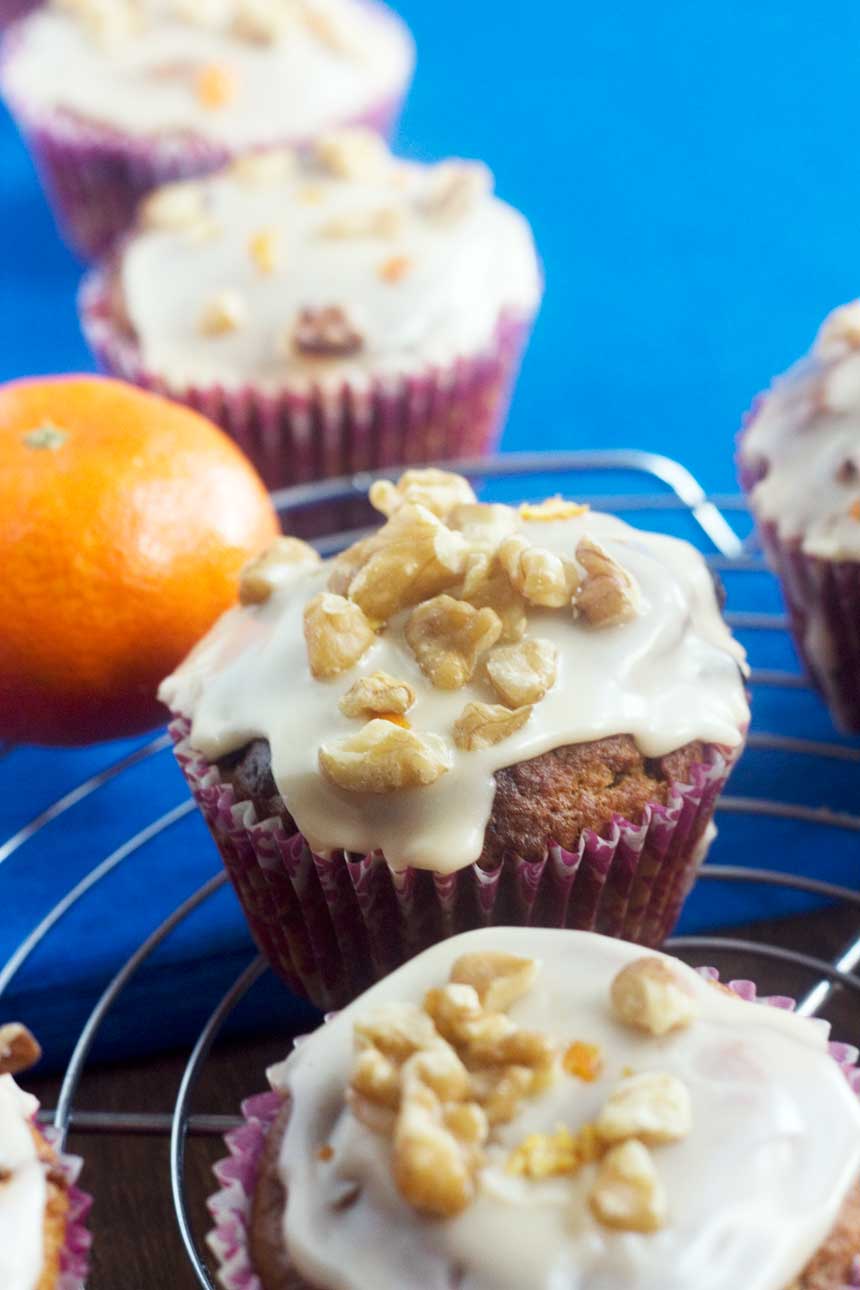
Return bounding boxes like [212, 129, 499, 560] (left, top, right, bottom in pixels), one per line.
[0, 1075, 47, 1290]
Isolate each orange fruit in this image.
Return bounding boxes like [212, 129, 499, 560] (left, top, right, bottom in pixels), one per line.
[0, 376, 279, 746]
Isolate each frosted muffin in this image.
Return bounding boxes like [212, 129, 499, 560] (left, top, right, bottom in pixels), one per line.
[0, 0, 414, 257]
[0, 1024, 91, 1290]
[161, 469, 749, 1007]
[80, 134, 542, 490]
[207, 927, 860, 1290]
[738, 300, 860, 732]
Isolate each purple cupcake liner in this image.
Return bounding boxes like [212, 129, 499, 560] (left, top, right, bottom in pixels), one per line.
[0, 3, 411, 259]
[37, 1122, 93, 1290]
[738, 416, 860, 734]
[0, 0, 38, 30]
[79, 267, 534, 506]
[169, 715, 738, 1012]
[205, 982, 860, 1290]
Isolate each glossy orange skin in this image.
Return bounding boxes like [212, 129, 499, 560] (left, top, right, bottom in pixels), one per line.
[0, 376, 279, 746]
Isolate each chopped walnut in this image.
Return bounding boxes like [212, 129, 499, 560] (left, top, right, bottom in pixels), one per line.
[519, 497, 589, 522]
[320, 207, 404, 239]
[199, 289, 245, 335]
[610, 957, 698, 1037]
[405, 596, 502, 690]
[355, 1002, 440, 1062]
[401, 1045, 472, 1105]
[0, 1024, 42, 1077]
[339, 671, 415, 719]
[816, 300, 860, 358]
[506, 1126, 580, 1179]
[248, 226, 281, 275]
[449, 952, 538, 1012]
[589, 1140, 667, 1233]
[448, 502, 519, 550]
[486, 637, 558, 707]
[458, 552, 528, 642]
[229, 149, 297, 186]
[422, 161, 493, 223]
[344, 505, 468, 623]
[231, 0, 292, 42]
[369, 469, 476, 520]
[315, 128, 391, 180]
[293, 306, 363, 358]
[351, 1046, 401, 1110]
[393, 1082, 477, 1218]
[239, 536, 320, 605]
[472, 1065, 536, 1126]
[303, 592, 375, 679]
[573, 538, 642, 628]
[453, 701, 532, 751]
[499, 534, 580, 609]
[319, 720, 451, 793]
[596, 1072, 692, 1145]
[140, 181, 205, 231]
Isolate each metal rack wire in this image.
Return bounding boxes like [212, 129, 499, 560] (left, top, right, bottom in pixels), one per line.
[1, 450, 858, 1289]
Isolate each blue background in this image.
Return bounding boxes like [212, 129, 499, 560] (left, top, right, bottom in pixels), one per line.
[1, 1, 859, 1068]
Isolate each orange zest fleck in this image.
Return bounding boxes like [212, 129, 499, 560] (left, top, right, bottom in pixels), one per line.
[379, 254, 412, 283]
[196, 62, 238, 110]
[562, 1041, 603, 1083]
[851, 499, 860, 521]
[317, 1144, 334, 1161]
[380, 712, 410, 728]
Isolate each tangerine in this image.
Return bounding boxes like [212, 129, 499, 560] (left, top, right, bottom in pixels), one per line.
[0, 376, 279, 745]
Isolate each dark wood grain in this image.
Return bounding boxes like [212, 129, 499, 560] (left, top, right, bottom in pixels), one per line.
[27, 906, 860, 1290]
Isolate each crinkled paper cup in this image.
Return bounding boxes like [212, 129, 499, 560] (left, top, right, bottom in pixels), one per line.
[739, 420, 860, 734]
[0, 0, 38, 30]
[80, 267, 534, 508]
[170, 716, 738, 1012]
[38, 1123, 92, 1290]
[0, 8, 410, 260]
[205, 982, 860, 1290]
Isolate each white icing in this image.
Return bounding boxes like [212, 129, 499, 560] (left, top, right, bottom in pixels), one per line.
[740, 302, 860, 560]
[4, 0, 413, 148]
[0, 1075, 47, 1290]
[271, 927, 860, 1290]
[160, 504, 749, 873]
[112, 148, 541, 389]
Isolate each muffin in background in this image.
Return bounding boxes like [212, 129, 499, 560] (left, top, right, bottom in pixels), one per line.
[0, 0, 414, 257]
[738, 300, 860, 733]
[206, 927, 860, 1290]
[0, 1023, 91, 1290]
[80, 133, 542, 491]
[161, 469, 749, 1009]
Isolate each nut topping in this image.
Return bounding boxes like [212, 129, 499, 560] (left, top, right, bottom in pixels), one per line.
[499, 534, 580, 609]
[319, 720, 451, 793]
[453, 701, 532, 751]
[140, 181, 205, 230]
[370, 469, 477, 521]
[393, 1082, 477, 1218]
[293, 306, 364, 358]
[303, 592, 375, 679]
[315, 128, 391, 181]
[0, 1024, 42, 1077]
[458, 552, 528, 642]
[610, 957, 698, 1036]
[199, 289, 245, 335]
[405, 596, 502, 690]
[229, 149, 296, 186]
[320, 208, 404, 240]
[344, 506, 468, 623]
[596, 1072, 692, 1145]
[248, 226, 281, 275]
[422, 162, 493, 223]
[449, 952, 538, 1012]
[816, 300, 860, 358]
[339, 671, 416, 719]
[573, 538, 641, 628]
[589, 1140, 668, 1233]
[239, 536, 320, 606]
[486, 637, 558, 707]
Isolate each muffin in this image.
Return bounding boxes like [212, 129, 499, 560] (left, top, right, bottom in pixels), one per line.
[738, 300, 860, 732]
[80, 133, 542, 491]
[160, 469, 749, 1008]
[207, 927, 860, 1290]
[0, 1023, 91, 1290]
[0, 0, 414, 257]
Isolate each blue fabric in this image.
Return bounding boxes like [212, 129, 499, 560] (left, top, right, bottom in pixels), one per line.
[1, 0, 858, 1069]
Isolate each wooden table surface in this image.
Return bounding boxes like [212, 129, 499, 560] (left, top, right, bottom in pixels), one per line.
[30, 905, 860, 1290]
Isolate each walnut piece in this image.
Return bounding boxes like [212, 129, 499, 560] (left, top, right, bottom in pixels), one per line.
[499, 534, 580, 609]
[239, 536, 320, 606]
[610, 957, 698, 1037]
[0, 1024, 42, 1077]
[519, 496, 589, 522]
[320, 207, 404, 239]
[231, 0, 292, 42]
[293, 306, 363, 358]
[303, 592, 375, 679]
[345, 506, 468, 623]
[248, 226, 281, 275]
[393, 1082, 477, 1218]
[369, 468, 476, 520]
[486, 637, 558, 707]
[816, 300, 860, 358]
[458, 552, 528, 642]
[506, 1126, 581, 1179]
[596, 1072, 692, 1145]
[589, 1140, 668, 1233]
[573, 538, 642, 628]
[230, 149, 296, 185]
[355, 1002, 440, 1061]
[339, 671, 415, 719]
[315, 127, 391, 180]
[405, 596, 502, 690]
[199, 289, 245, 336]
[448, 502, 520, 550]
[422, 161, 493, 223]
[449, 952, 538, 1012]
[453, 701, 532, 751]
[319, 720, 451, 793]
[140, 181, 205, 231]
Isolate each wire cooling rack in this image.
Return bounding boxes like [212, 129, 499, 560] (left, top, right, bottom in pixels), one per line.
[2, 449, 859, 1289]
